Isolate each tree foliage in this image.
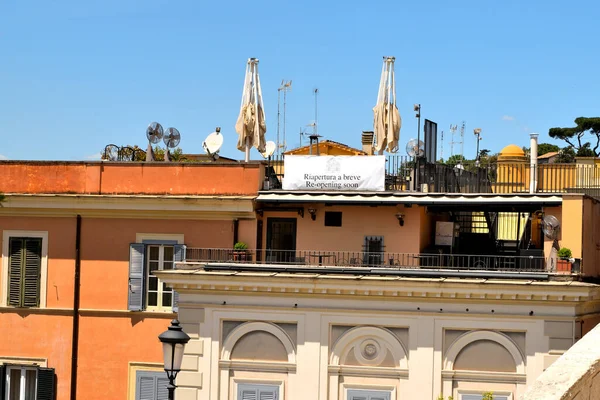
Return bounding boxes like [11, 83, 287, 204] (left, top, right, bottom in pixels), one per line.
[537, 143, 560, 156]
[549, 117, 600, 156]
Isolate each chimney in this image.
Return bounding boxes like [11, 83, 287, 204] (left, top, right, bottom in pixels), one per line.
[362, 131, 374, 155]
[529, 133, 539, 193]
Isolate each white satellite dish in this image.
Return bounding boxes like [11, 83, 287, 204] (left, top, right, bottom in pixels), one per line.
[203, 127, 223, 160]
[261, 141, 276, 159]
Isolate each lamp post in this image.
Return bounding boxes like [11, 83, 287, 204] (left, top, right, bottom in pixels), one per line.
[414, 104, 421, 191]
[473, 128, 482, 165]
[159, 320, 190, 400]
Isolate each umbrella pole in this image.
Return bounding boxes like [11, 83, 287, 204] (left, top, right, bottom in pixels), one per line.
[245, 137, 250, 162]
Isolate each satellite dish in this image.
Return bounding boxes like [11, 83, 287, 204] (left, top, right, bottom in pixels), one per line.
[542, 215, 560, 239]
[405, 138, 425, 158]
[163, 127, 181, 148]
[261, 141, 276, 158]
[146, 122, 164, 144]
[203, 130, 223, 155]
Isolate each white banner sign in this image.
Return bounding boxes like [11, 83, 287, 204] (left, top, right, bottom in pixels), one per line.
[282, 155, 385, 191]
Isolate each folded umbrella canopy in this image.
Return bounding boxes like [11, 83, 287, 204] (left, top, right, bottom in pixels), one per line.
[373, 56, 401, 154]
[236, 58, 267, 161]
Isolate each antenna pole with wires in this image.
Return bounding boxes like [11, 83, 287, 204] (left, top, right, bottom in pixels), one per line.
[314, 88, 319, 136]
[277, 80, 292, 156]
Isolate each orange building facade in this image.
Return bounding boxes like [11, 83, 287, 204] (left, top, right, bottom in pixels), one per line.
[0, 161, 263, 400]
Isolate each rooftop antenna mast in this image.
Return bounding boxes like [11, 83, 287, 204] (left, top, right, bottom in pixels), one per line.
[440, 130, 444, 162]
[460, 121, 466, 158]
[313, 88, 319, 136]
[277, 80, 292, 157]
[449, 124, 458, 156]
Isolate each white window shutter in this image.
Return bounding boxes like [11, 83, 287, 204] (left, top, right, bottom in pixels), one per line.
[171, 244, 186, 312]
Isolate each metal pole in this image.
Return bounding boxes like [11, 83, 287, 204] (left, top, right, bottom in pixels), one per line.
[476, 134, 480, 161]
[283, 89, 287, 152]
[277, 88, 281, 158]
[167, 380, 175, 400]
[414, 104, 421, 191]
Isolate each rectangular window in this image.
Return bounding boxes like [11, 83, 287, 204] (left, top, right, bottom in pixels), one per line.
[363, 236, 384, 266]
[324, 211, 343, 227]
[461, 394, 510, 400]
[135, 371, 169, 400]
[1, 365, 55, 400]
[8, 238, 42, 308]
[237, 383, 279, 400]
[146, 245, 174, 309]
[128, 242, 185, 312]
[347, 389, 391, 400]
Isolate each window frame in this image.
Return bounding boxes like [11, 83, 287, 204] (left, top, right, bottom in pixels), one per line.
[5, 365, 38, 400]
[131, 234, 184, 313]
[234, 380, 283, 400]
[1, 230, 49, 308]
[346, 388, 392, 400]
[145, 244, 175, 311]
[324, 211, 343, 227]
[458, 391, 512, 400]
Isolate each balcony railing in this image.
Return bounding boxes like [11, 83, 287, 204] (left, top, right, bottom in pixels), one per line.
[264, 155, 600, 195]
[184, 248, 555, 274]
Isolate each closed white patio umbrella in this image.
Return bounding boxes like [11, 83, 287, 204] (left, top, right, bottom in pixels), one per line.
[373, 56, 401, 154]
[235, 58, 267, 161]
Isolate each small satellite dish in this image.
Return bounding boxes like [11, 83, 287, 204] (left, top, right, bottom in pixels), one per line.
[163, 127, 181, 148]
[261, 141, 276, 158]
[146, 122, 164, 144]
[203, 130, 223, 155]
[542, 215, 560, 239]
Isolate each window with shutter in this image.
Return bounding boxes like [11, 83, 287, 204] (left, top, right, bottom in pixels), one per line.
[3, 365, 55, 400]
[238, 384, 279, 400]
[135, 371, 169, 400]
[347, 389, 391, 400]
[8, 238, 42, 308]
[129, 239, 185, 312]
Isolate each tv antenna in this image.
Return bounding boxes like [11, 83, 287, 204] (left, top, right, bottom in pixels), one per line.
[203, 127, 223, 161]
[163, 127, 181, 162]
[313, 88, 319, 136]
[460, 121, 466, 158]
[146, 122, 164, 162]
[277, 80, 292, 156]
[440, 130, 444, 162]
[449, 124, 458, 157]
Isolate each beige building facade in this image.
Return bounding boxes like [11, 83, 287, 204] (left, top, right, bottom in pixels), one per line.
[158, 268, 600, 400]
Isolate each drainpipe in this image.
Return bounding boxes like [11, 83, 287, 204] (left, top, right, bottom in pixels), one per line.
[529, 133, 539, 193]
[70, 215, 82, 400]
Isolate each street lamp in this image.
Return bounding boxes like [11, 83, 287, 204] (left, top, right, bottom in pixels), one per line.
[473, 128, 482, 165]
[414, 104, 421, 190]
[159, 320, 190, 400]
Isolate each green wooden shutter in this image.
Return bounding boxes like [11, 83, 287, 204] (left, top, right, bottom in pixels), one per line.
[23, 239, 42, 307]
[36, 367, 56, 400]
[8, 238, 41, 307]
[128, 244, 146, 311]
[171, 244, 186, 312]
[8, 238, 24, 306]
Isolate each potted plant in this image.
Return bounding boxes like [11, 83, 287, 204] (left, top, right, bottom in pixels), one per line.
[233, 242, 249, 262]
[557, 247, 573, 273]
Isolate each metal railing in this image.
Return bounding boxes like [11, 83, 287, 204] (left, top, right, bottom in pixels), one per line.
[263, 155, 600, 195]
[184, 248, 551, 273]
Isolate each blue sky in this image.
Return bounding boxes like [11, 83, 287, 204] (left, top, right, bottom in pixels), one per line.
[0, 0, 598, 161]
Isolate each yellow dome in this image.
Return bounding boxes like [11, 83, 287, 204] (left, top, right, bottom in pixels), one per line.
[499, 144, 525, 157]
